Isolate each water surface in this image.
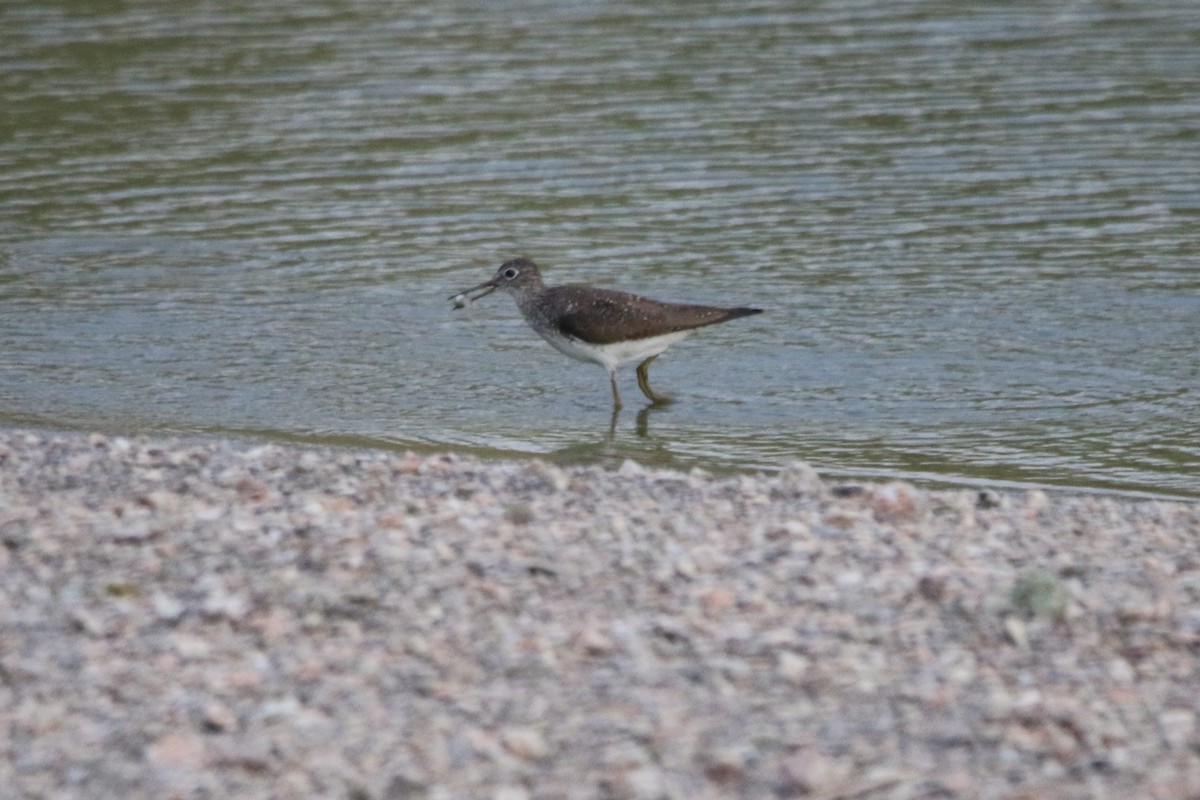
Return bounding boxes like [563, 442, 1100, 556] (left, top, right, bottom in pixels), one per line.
[2, 1, 1198, 497]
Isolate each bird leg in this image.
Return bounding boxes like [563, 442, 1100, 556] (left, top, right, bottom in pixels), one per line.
[609, 368, 623, 410]
[636, 356, 671, 405]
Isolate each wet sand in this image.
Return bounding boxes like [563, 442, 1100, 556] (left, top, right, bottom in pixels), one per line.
[2, 429, 1198, 799]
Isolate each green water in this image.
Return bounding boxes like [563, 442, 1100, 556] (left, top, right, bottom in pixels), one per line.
[2, 1, 1198, 497]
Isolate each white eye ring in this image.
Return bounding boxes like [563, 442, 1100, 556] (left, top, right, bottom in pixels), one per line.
[503, 268, 518, 279]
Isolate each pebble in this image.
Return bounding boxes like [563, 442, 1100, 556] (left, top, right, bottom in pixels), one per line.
[1160, 710, 1196, 749]
[1, 428, 1198, 799]
[779, 747, 850, 794]
[203, 701, 239, 733]
[152, 591, 185, 621]
[869, 481, 924, 522]
[501, 727, 549, 761]
[146, 733, 207, 771]
[777, 651, 810, 684]
[491, 787, 528, 800]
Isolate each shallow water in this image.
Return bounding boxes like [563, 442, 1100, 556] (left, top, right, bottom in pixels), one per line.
[2, 1, 1198, 497]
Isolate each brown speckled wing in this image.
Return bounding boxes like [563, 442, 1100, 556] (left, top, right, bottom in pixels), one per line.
[548, 286, 762, 345]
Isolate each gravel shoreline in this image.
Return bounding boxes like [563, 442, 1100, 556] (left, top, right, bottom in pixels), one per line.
[2, 429, 1198, 800]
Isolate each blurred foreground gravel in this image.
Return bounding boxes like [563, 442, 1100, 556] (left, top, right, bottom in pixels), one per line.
[1, 429, 1198, 800]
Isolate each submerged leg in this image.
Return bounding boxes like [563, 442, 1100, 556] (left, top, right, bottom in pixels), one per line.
[636, 356, 671, 405]
[609, 368, 622, 410]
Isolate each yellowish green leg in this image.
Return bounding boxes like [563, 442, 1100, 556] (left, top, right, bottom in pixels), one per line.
[636, 356, 671, 405]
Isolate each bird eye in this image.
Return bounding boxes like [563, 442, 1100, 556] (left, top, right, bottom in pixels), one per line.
[503, 268, 518, 279]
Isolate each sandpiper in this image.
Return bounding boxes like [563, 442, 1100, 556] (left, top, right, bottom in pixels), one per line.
[450, 257, 763, 409]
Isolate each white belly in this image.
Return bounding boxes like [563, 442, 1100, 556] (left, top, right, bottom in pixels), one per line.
[537, 329, 692, 370]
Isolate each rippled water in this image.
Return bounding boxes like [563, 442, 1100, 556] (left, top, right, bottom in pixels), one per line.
[2, 1, 1198, 497]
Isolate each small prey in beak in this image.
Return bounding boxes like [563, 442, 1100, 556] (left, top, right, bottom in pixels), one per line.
[448, 279, 497, 309]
